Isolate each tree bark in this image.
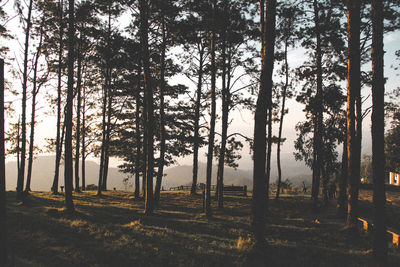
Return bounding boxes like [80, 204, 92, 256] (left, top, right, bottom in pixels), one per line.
[52, 0, 64, 194]
[311, 0, 323, 208]
[102, 73, 112, 191]
[216, 7, 228, 209]
[336, 136, 348, 217]
[346, 0, 360, 231]
[276, 37, 289, 200]
[26, 24, 44, 192]
[98, 4, 112, 196]
[17, 0, 34, 199]
[134, 66, 141, 199]
[74, 34, 82, 192]
[17, 117, 20, 184]
[205, 0, 217, 217]
[64, 0, 75, 213]
[155, 13, 167, 203]
[81, 84, 86, 191]
[190, 45, 204, 196]
[139, 0, 154, 215]
[252, 0, 276, 245]
[0, 58, 7, 266]
[371, 0, 387, 262]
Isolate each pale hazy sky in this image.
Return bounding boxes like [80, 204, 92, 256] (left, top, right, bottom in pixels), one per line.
[2, 3, 400, 173]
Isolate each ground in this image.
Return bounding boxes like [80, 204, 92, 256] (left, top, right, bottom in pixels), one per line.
[4, 190, 400, 266]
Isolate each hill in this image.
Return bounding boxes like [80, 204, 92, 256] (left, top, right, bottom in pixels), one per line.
[5, 156, 127, 191]
[4, 154, 312, 191]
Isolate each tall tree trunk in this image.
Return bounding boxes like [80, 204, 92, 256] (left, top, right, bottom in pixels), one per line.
[139, 0, 154, 215]
[17, 0, 34, 199]
[134, 68, 141, 199]
[322, 162, 329, 205]
[216, 3, 228, 209]
[252, 0, 276, 245]
[17, 117, 20, 183]
[102, 74, 112, 191]
[311, 0, 323, 208]
[81, 85, 86, 191]
[0, 58, 7, 266]
[276, 38, 289, 200]
[371, 0, 387, 262]
[205, 0, 217, 217]
[336, 136, 348, 217]
[142, 127, 147, 198]
[64, 0, 75, 213]
[26, 25, 44, 192]
[155, 14, 167, 203]
[74, 38, 82, 192]
[190, 45, 204, 196]
[346, 0, 360, 231]
[265, 98, 273, 204]
[98, 4, 112, 196]
[52, 0, 64, 194]
[97, 82, 107, 196]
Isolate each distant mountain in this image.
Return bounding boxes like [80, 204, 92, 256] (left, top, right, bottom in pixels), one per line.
[163, 162, 253, 189]
[4, 154, 312, 191]
[5, 156, 127, 191]
[164, 156, 312, 189]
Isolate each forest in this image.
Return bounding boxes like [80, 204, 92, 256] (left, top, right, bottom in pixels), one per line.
[1, 0, 400, 266]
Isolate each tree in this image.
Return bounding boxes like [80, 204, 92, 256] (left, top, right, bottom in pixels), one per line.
[64, 0, 75, 213]
[51, 0, 65, 194]
[336, 131, 347, 217]
[385, 109, 400, 173]
[275, 2, 298, 200]
[177, 1, 210, 196]
[25, 18, 47, 192]
[139, 0, 154, 215]
[205, 0, 217, 217]
[294, 0, 347, 207]
[310, 0, 323, 209]
[371, 0, 387, 262]
[345, 0, 361, 232]
[17, 0, 34, 199]
[0, 57, 7, 266]
[214, 0, 256, 209]
[252, 0, 276, 245]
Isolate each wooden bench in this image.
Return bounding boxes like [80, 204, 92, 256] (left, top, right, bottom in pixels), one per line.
[223, 185, 247, 196]
[358, 217, 400, 249]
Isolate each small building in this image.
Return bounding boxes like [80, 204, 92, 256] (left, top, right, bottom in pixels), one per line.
[388, 172, 400, 186]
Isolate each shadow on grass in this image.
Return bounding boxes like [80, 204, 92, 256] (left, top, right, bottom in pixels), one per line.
[5, 190, 400, 266]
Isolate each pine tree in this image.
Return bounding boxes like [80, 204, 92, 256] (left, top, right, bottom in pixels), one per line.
[252, 0, 276, 245]
[345, 0, 361, 231]
[371, 0, 387, 262]
[64, 0, 75, 213]
[0, 57, 7, 267]
[17, 0, 34, 199]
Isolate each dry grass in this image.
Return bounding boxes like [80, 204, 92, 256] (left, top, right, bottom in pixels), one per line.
[4, 190, 400, 266]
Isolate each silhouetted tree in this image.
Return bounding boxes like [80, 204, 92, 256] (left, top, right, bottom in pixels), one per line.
[0, 57, 7, 266]
[205, 0, 217, 217]
[51, 0, 65, 194]
[17, 0, 34, 199]
[275, 2, 298, 200]
[252, 0, 276, 245]
[345, 0, 361, 232]
[139, 0, 154, 215]
[64, 0, 75, 213]
[26, 19, 46, 192]
[371, 0, 387, 262]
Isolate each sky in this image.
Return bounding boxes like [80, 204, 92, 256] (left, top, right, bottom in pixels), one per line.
[2, 2, 400, 174]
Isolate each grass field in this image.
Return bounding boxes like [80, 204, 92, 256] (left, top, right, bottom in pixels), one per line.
[4, 190, 400, 266]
